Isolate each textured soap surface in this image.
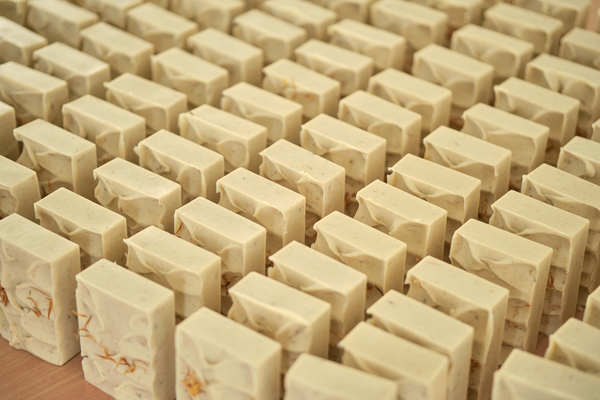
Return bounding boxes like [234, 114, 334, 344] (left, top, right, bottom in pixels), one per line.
[0, 155, 40, 220]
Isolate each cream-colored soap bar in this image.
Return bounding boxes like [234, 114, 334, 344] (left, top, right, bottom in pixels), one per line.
[451, 24, 534, 82]
[104, 73, 187, 133]
[388, 154, 481, 243]
[309, 0, 374, 22]
[263, 59, 340, 119]
[558, 136, 600, 186]
[35, 187, 126, 268]
[545, 318, 600, 376]
[233, 10, 306, 64]
[178, 105, 267, 173]
[594, 119, 600, 143]
[355, 180, 447, 267]
[492, 349, 600, 400]
[368, 69, 452, 134]
[27, 0, 97, 48]
[152, 48, 227, 108]
[171, 0, 244, 32]
[338, 90, 421, 164]
[0, 0, 27, 24]
[367, 290, 474, 400]
[424, 126, 510, 220]
[76, 259, 174, 399]
[74, 0, 142, 28]
[187, 28, 263, 86]
[339, 322, 448, 400]
[0, 61, 68, 126]
[560, 28, 600, 71]
[93, 157, 181, 235]
[328, 19, 406, 71]
[33, 43, 110, 100]
[14, 119, 97, 199]
[584, 286, 600, 329]
[462, 103, 548, 190]
[295, 39, 374, 96]
[0, 16, 47, 67]
[127, 3, 198, 53]
[513, 0, 589, 34]
[261, 0, 336, 40]
[422, 0, 484, 30]
[0, 214, 80, 366]
[136, 129, 224, 203]
[222, 83, 302, 145]
[490, 190, 589, 335]
[269, 242, 367, 345]
[228, 273, 331, 371]
[125, 226, 220, 318]
[81, 22, 154, 78]
[406, 256, 509, 400]
[0, 101, 17, 160]
[0, 156, 40, 220]
[285, 353, 397, 400]
[176, 307, 282, 400]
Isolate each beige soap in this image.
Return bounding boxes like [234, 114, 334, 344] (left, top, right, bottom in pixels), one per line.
[0, 16, 47, 67]
[228, 272, 331, 371]
[423, 0, 484, 30]
[367, 290, 474, 400]
[176, 307, 282, 400]
[0, 213, 80, 366]
[93, 157, 181, 235]
[545, 317, 600, 376]
[178, 105, 267, 173]
[81, 22, 154, 78]
[171, 0, 244, 32]
[594, 119, 600, 143]
[307, 0, 374, 22]
[560, 28, 600, 71]
[76, 259, 175, 400]
[584, 286, 600, 329]
[0, 0, 27, 24]
[74, 0, 142, 29]
[136, 129, 224, 203]
[558, 136, 600, 186]
[513, 0, 589, 34]
[0, 156, 40, 220]
[0, 61, 68, 126]
[261, 0, 336, 40]
[35, 187, 127, 268]
[0, 101, 17, 160]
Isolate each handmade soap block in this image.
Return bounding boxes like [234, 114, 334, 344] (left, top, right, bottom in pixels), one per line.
[93, 157, 181, 235]
[513, 0, 589, 34]
[0, 62, 68, 126]
[0, 214, 80, 366]
[558, 137, 600, 186]
[0, 101, 17, 160]
[367, 290, 474, 400]
[136, 130, 224, 203]
[0, 0, 27, 24]
[0, 156, 40, 220]
[426, 0, 484, 30]
[545, 318, 600, 376]
[35, 187, 126, 268]
[307, 0, 374, 22]
[178, 105, 267, 173]
[228, 273, 331, 371]
[584, 286, 600, 329]
[81, 22, 154, 78]
[594, 119, 600, 143]
[171, 0, 244, 32]
[14, 119, 97, 199]
[261, 0, 336, 40]
[176, 307, 281, 400]
[559, 28, 600, 71]
[104, 73, 187, 133]
[74, 0, 142, 28]
[75, 259, 175, 399]
[0, 16, 47, 67]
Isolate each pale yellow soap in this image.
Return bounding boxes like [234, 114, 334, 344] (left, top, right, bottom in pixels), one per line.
[0, 16, 47, 67]
[513, 0, 589, 34]
[0, 155, 40, 220]
[558, 136, 600, 186]
[560, 28, 600, 72]
[74, 0, 142, 29]
[261, 0, 336, 40]
[584, 286, 600, 329]
[308, 0, 374, 22]
[171, 0, 244, 32]
[0, 101, 17, 160]
[545, 317, 600, 376]
[0, 0, 27, 25]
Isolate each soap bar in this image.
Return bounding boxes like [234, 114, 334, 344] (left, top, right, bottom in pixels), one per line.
[221, 82, 303, 145]
[307, 0, 374, 22]
[594, 119, 600, 142]
[0, 156, 40, 220]
[584, 286, 600, 329]
[233, 10, 306, 64]
[328, 19, 406, 71]
[228, 273, 331, 371]
[339, 322, 448, 400]
[368, 68, 452, 134]
[338, 90, 421, 164]
[125, 226, 220, 318]
[545, 318, 600, 376]
[462, 103, 548, 189]
[262, 59, 340, 119]
[0, 0, 27, 24]
[62, 95, 146, 165]
[387, 154, 481, 243]
[74, 0, 142, 28]
[170, 0, 244, 32]
[75, 259, 175, 399]
[295, 39, 374, 96]
[285, 353, 397, 400]
[33, 43, 111, 100]
[178, 105, 267, 173]
[406, 256, 509, 400]
[93, 157, 181, 235]
[354, 180, 447, 267]
[513, 0, 589, 34]
[424, 126, 511, 220]
[27, 0, 97, 48]
[176, 308, 281, 400]
[0, 61, 68, 126]
[81, 22, 154, 78]
[559, 28, 600, 71]
[104, 73, 187, 133]
[35, 187, 127, 268]
[187, 28, 263, 85]
[261, 0, 336, 40]
[367, 290, 474, 400]
[127, 3, 198, 53]
[14, 119, 97, 199]
[0, 101, 17, 159]
[0, 214, 80, 366]
[152, 48, 228, 107]
[490, 190, 589, 335]
[451, 24, 534, 82]
[0, 16, 47, 67]
[424, 0, 484, 30]
[558, 136, 600, 186]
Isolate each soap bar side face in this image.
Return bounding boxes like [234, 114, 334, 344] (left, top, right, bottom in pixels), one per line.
[0, 156, 41, 220]
[584, 286, 600, 329]
[545, 318, 600, 376]
[557, 137, 600, 186]
[0, 16, 47, 66]
[260, 0, 336, 40]
[559, 28, 600, 72]
[171, 0, 244, 33]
